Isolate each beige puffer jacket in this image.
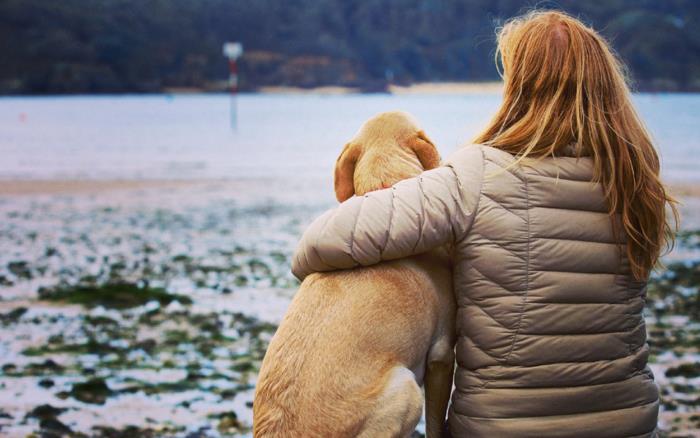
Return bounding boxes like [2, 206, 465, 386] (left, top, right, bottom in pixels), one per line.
[292, 144, 659, 437]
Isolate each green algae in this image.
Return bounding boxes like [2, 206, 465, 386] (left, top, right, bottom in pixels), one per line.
[22, 337, 122, 358]
[2, 359, 66, 377]
[91, 425, 182, 438]
[38, 282, 192, 309]
[209, 411, 245, 435]
[120, 378, 200, 395]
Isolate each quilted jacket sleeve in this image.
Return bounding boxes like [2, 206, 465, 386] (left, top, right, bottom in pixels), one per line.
[291, 145, 485, 281]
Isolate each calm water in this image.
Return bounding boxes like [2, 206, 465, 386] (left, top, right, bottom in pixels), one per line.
[0, 93, 698, 182]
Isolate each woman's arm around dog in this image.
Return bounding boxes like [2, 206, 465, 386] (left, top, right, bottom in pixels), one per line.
[292, 145, 485, 280]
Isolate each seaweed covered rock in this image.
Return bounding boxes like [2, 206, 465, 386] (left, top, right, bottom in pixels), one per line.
[0, 306, 27, 325]
[25, 404, 73, 438]
[38, 282, 192, 309]
[67, 378, 114, 405]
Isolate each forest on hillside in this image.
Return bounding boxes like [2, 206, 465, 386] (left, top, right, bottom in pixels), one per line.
[1, 0, 699, 94]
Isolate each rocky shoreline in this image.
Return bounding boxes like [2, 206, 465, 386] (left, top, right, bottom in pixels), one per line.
[0, 180, 697, 437]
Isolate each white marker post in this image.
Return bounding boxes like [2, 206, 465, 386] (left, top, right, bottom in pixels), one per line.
[223, 42, 243, 130]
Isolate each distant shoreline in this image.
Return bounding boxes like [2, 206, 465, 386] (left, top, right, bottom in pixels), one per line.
[4, 81, 700, 97]
[256, 81, 505, 95]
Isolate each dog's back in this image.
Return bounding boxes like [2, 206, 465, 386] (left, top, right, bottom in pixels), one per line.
[254, 255, 450, 437]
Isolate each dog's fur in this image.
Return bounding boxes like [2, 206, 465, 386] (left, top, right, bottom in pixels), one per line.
[253, 111, 456, 438]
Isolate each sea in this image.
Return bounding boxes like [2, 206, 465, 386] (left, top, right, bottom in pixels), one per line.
[0, 92, 698, 183]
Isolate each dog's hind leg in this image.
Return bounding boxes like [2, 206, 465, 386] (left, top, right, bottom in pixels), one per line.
[357, 366, 423, 438]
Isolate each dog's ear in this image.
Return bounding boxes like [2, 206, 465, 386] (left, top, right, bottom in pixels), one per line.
[408, 130, 441, 170]
[334, 142, 362, 202]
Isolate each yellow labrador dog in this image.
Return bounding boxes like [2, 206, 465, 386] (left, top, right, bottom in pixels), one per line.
[254, 111, 455, 438]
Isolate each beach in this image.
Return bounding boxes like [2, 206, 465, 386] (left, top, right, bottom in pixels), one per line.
[0, 177, 697, 437]
[0, 92, 699, 437]
[0, 178, 324, 437]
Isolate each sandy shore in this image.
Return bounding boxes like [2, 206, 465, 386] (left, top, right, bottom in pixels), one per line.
[668, 182, 700, 198]
[1, 177, 696, 197]
[2, 177, 698, 229]
[257, 85, 361, 95]
[0, 179, 212, 195]
[2, 177, 698, 231]
[388, 81, 503, 94]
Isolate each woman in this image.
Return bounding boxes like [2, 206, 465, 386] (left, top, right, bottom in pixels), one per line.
[292, 10, 678, 438]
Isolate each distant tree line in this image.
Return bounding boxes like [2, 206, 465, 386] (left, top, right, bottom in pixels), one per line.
[1, 0, 698, 94]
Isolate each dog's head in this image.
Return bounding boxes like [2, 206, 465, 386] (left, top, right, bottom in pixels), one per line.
[334, 111, 440, 202]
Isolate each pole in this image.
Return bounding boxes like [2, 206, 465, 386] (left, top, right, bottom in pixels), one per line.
[228, 58, 238, 130]
[223, 42, 243, 131]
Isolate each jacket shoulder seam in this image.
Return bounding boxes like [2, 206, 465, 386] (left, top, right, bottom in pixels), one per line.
[455, 145, 486, 243]
[410, 176, 427, 253]
[380, 187, 397, 258]
[347, 196, 366, 266]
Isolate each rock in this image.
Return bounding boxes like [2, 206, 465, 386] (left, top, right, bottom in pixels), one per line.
[26, 404, 67, 421]
[92, 425, 160, 437]
[27, 359, 65, 375]
[8, 261, 32, 279]
[666, 362, 700, 378]
[0, 275, 13, 286]
[0, 307, 27, 325]
[69, 378, 113, 405]
[39, 418, 73, 437]
[38, 378, 55, 388]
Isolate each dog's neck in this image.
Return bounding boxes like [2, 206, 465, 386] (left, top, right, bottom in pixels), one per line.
[353, 148, 424, 196]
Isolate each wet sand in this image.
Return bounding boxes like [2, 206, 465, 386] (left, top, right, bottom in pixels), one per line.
[0, 177, 338, 437]
[1, 177, 695, 195]
[2, 178, 698, 227]
[0, 179, 208, 196]
[0, 179, 698, 437]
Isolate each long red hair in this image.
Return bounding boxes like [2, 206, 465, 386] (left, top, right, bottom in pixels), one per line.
[475, 10, 679, 280]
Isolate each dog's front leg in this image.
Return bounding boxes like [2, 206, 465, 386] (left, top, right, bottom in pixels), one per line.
[424, 339, 455, 438]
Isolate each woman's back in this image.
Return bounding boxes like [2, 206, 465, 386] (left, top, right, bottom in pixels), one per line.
[448, 144, 659, 437]
[291, 9, 677, 437]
